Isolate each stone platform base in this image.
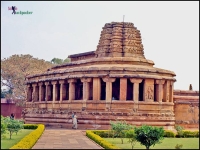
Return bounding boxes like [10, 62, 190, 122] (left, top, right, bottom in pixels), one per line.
[25, 112, 176, 130]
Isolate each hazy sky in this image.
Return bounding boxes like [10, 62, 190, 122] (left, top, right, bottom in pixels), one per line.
[1, 1, 199, 90]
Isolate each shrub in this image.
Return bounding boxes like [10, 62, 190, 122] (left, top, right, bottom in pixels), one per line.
[19, 119, 25, 124]
[175, 125, 184, 132]
[86, 130, 120, 149]
[194, 131, 199, 137]
[23, 124, 38, 129]
[164, 130, 175, 137]
[182, 130, 199, 138]
[93, 130, 114, 138]
[175, 125, 184, 138]
[10, 124, 45, 149]
[175, 144, 183, 149]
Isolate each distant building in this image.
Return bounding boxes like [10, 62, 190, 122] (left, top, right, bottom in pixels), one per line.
[1, 98, 23, 119]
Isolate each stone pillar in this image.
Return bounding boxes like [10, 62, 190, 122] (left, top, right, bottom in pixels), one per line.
[163, 80, 170, 102]
[38, 82, 44, 102]
[51, 81, 58, 102]
[35, 84, 39, 102]
[93, 78, 101, 101]
[102, 77, 116, 103]
[119, 78, 127, 101]
[81, 78, 92, 108]
[169, 81, 174, 103]
[81, 78, 92, 100]
[27, 84, 32, 102]
[155, 80, 165, 102]
[45, 82, 50, 101]
[32, 84, 36, 102]
[59, 80, 67, 102]
[68, 79, 77, 101]
[143, 79, 154, 102]
[32, 83, 38, 102]
[130, 78, 143, 102]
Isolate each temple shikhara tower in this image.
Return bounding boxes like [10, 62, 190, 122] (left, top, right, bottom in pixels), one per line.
[24, 22, 199, 130]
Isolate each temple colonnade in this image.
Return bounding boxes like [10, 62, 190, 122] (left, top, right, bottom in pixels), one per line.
[27, 77, 174, 104]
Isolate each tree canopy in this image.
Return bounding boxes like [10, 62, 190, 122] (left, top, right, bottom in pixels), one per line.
[1, 54, 53, 106]
[134, 125, 164, 149]
[1, 89, 12, 98]
[51, 57, 70, 65]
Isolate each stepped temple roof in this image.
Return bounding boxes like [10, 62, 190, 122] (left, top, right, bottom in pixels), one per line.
[27, 22, 176, 82]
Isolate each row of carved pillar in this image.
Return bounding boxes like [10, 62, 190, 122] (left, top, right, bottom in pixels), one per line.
[27, 77, 174, 103]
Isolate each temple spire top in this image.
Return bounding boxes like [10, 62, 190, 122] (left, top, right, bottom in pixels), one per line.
[95, 21, 145, 58]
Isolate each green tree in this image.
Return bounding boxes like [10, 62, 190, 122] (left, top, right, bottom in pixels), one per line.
[4, 116, 24, 139]
[125, 130, 137, 149]
[63, 58, 71, 63]
[134, 125, 164, 149]
[110, 120, 133, 144]
[1, 115, 7, 139]
[1, 54, 53, 106]
[50, 57, 71, 65]
[51, 58, 63, 64]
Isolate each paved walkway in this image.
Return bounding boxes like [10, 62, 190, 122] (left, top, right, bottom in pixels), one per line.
[32, 129, 103, 149]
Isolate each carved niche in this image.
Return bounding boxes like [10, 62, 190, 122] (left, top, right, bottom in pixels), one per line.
[145, 85, 154, 100]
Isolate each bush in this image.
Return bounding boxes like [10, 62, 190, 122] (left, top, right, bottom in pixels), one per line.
[86, 130, 120, 149]
[10, 124, 45, 149]
[194, 131, 199, 137]
[164, 130, 175, 138]
[93, 130, 114, 138]
[175, 125, 184, 132]
[182, 130, 199, 138]
[19, 119, 25, 124]
[23, 124, 38, 129]
[175, 144, 183, 149]
[176, 133, 184, 138]
[175, 125, 184, 138]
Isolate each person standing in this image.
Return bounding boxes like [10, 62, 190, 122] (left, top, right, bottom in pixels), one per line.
[10, 113, 15, 120]
[72, 112, 78, 129]
[71, 112, 74, 128]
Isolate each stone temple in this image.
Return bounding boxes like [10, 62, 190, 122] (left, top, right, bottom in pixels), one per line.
[24, 22, 199, 130]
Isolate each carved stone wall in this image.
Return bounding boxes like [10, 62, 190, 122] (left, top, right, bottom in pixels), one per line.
[174, 90, 199, 129]
[174, 102, 199, 129]
[143, 79, 154, 102]
[95, 22, 145, 58]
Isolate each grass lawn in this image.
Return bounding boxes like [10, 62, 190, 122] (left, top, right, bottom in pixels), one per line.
[103, 138, 199, 149]
[1, 129, 33, 149]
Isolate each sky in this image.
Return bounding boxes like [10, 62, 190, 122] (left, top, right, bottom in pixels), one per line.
[1, 1, 199, 90]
